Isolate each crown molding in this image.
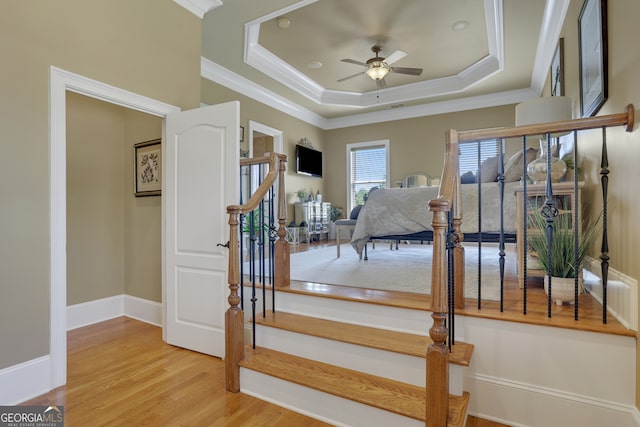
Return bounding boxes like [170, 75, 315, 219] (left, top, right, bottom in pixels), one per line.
[173, 0, 223, 19]
[530, 0, 571, 94]
[201, 56, 538, 130]
[243, 0, 504, 108]
[200, 57, 328, 128]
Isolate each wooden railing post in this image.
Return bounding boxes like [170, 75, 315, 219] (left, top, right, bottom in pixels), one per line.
[274, 154, 290, 287]
[225, 208, 244, 392]
[426, 198, 450, 427]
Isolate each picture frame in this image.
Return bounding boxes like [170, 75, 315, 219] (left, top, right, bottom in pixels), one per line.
[240, 126, 244, 142]
[134, 139, 161, 197]
[578, 0, 608, 117]
[550, 38, 564, 96]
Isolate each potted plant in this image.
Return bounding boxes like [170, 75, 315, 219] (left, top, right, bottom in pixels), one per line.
[327, 206, 343, 240]
[296, 188, 309, 202]
[527, 207, 601, 305]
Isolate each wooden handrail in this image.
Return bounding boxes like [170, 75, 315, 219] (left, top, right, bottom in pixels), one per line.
[225, 152, 289, 393]
[227, 153, 287, 215]
[457, 103, 634, 142]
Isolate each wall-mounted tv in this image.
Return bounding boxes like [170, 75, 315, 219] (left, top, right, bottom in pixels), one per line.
[296, 144, 323, 178]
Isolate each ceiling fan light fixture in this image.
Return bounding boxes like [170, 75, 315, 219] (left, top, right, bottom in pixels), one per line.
[366, 62, 390, 80]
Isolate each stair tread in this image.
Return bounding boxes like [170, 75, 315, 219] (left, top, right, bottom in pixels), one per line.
[255, 311, 474, 366]
[240, 346, 469, 425]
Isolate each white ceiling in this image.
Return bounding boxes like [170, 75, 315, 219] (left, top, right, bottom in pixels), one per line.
[195, 0, 570, 129]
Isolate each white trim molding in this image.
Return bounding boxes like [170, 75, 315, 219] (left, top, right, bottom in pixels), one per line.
[66, 295, 162, 330]
[173, 0, 222, 19]
[49, 66, 180, 391]
[0, 356, 51, 405]
[243, 0, 505, 109]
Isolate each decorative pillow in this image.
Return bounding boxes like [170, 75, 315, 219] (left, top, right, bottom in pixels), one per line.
[460, 171, 475, 184]
[349, 205, 363, 219]
[478, 156, 499, 182]
[504, 147, 538, 182]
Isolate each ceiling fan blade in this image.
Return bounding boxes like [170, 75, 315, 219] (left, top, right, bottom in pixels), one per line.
[337, 71, 366, 82]
[341, 58, 366, 66]
[384, 50, 407, 65]
[376, 78, 387, 89]
[390, 66, 423, 76]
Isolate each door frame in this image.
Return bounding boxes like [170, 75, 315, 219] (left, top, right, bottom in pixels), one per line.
[49, 66, 180, 388]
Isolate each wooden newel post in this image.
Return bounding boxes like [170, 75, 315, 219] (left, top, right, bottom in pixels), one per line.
[225, 207, 244, 392]
[426, 198, 450, 427]
[274, 155, 290, 287]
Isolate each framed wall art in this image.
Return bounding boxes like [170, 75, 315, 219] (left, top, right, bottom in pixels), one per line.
[134, 139, 161, 197]
[550, 38, 564, 96]
[578, 0, 608, 117]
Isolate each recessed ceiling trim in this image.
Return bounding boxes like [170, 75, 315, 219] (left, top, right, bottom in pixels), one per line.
[173, 0, 223, 19]
[201, 57, 328, 128]
[325, 88, 539, 130]
[202, 56, 539, 130]
[243, 0, 504, 108]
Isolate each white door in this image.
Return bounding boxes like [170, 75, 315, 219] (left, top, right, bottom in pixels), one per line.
[163, 101, 239, 357]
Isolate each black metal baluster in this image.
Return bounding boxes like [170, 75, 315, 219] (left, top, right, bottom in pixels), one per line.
[522, 136, 528, 315]
[476, 141, 483, 309]
[572, 131, 580, 321]
[498, 139, 506, 312]
[447, 210, 455, 349]
[542, 132, 558, 318]
[600, 127, 609, 324]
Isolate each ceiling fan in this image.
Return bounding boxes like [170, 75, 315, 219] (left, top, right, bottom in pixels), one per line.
[338, 45, 423, 89]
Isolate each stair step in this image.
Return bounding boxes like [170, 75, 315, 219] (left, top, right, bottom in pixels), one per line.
[254, 311, 474, 366]
[240, 346, 469, 426]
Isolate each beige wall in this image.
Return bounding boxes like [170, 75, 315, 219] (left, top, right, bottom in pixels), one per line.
[67, 93, 162, 306]
[66, 93, 126, 305]
[0, 0, 200, 369]
[123, 110, 163, 302]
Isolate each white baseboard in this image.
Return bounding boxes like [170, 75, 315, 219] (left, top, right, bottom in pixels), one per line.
[123, 295, 162, 327]
[67, 295, 124, 330]
[584, 257, 638, 331]
[67, 294, 162, 330]
[0, 295, 162, 404]
[467, 373, 640, 427]
[0, 356, 51, 405]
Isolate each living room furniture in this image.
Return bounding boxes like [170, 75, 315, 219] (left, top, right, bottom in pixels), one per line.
[350, 183, 519, 258]
[515, 181, 584, 288]
[294, 201, 330, 242]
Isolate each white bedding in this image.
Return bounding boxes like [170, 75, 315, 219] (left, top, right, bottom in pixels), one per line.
[350, 183, 519, 256]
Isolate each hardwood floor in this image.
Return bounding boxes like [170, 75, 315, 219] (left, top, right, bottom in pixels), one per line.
[288, 240, 631, 336]
[23, 317, 506, 426]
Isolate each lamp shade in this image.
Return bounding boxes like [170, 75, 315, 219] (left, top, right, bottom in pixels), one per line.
[366, 63, 390, 80]
[515, 96, 572, 126]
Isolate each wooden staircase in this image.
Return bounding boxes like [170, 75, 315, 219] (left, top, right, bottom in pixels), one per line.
[238, 290, 472, 426]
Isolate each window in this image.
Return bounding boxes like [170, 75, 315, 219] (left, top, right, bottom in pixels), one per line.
[346, 140, 389, 212]
[458, 139, 500, 175]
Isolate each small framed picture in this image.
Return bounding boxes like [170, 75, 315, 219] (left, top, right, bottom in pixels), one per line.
[550, 38, 564, 96]
[134, 139, 161, 197]
[240, 126, 245, 142]
[578, 0, 608, 117]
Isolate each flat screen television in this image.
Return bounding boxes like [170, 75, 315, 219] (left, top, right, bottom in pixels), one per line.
[296, 144, 323, 178]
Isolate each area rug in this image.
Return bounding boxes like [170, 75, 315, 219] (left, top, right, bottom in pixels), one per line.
[289, 242, 517, 301]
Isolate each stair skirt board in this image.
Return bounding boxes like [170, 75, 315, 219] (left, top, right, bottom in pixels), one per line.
[240, 368, 424, 427]
[245, 289, 430, 335]
[254, 324, 465, 396]
[466, 374, 639, 427]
